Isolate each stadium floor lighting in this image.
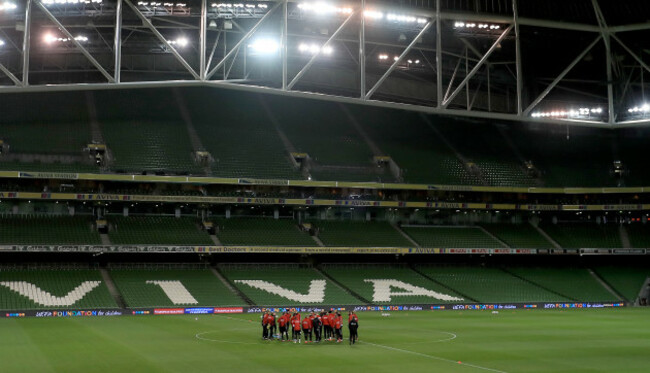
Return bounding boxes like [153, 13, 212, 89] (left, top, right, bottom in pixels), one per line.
[0, 1, 17, 11]
[298, 43, 333, 55]
[531, 107, 603, 118]
[248, 38, 279, 54]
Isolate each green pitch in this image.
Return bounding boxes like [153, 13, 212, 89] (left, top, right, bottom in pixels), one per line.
[1, 308, 649, 372]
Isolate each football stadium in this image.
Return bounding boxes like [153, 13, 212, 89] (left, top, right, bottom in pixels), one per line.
[1, 0, 650, 372]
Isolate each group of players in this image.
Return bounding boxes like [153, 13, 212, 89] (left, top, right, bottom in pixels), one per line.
[262, 310, 359, 345]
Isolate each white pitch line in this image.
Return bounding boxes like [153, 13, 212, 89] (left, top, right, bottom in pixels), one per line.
[361, 341, 508, 373]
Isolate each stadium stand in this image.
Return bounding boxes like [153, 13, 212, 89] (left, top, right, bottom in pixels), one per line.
[346, 106, 481, 185]
[220, 264, 360, 305]
[507, 268, 617, 302]
[435, 121, 538, 187]
[183, 89, 302, 180]
[314, 221, 412, 247]
[481, 223, 554, 248]
[402, 226, 505, 248]
[508, 125, 614, 187]
[212, 218, 314, 246]
[416, 266, 571, 303]
[265, 97, 375, 168]
[0, 216, 101, 245]
[539, 223, 621, 248]
[102, 120, 201, 174]
[110, 268, 244, 307]
[107, 217, 213, 245]
[593, 266, 650, 302]
[622, 225, 650, 248]
[0, 269, 117, 309]
[321, 264, 464, 304]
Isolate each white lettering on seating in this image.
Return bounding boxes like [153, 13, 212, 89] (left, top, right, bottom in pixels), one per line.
[0, 281, 102, 307]
[364, 279, 463, 302]
[146, 280, 198, 305]
[234, 280, 326, 303]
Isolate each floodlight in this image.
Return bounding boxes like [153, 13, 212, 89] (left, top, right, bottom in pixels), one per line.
[415, 59, 420, 64]
[249, 38, 279, 54]
[0, 39, 4, 47]
[298, 42, 332, 55]
[378, 54, 388, 60]
[0, 1, 17, 11]
[364, 10, 383, 20]
[168, 37, 189, 47]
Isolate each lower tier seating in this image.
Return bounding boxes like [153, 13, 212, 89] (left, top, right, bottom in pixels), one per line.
[110, 269, 244, 307]
[0, 270, 117, 310]
[220, 264, 360, 305]
[320, 264, 464, 304]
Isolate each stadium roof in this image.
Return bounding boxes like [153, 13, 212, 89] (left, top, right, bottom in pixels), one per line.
[0, 0, 649, 128]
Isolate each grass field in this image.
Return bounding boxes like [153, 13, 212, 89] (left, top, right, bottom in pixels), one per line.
[0, 308, 649, 372]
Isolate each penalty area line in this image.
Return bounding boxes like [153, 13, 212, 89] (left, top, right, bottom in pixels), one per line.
[361, 341, 507, 373]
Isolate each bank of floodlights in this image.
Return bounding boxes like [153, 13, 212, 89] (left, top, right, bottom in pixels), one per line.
[454, 21, 502, 30]
[138, 2, 186, 6]
[531, 107, 603, 119]
[298, 42, 333, 55]
[0, 1, 17, 12]
[364, 10, 427, 24]
[297, 2, 352, 15]
[628, 104, 650, 115]
[42, 0, 103, 5]
[44, 33, 89, 44]
[211, 3, 268, 9]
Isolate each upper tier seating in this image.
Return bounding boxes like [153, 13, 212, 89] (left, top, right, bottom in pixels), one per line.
[107, 217, 213, 245]
[402, 226, 504, 248]
[212, 218, 315, 246]
[481, 223, 554, 248]
[183, 89, 302, 180]
[539, 223, 621, 248]
[0, 216, 101, 245]
[314, 221, 411, 247]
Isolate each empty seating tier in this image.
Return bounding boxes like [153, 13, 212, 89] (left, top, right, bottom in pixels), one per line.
[220, 264, 360, 305]
[593, 266, 650, 302]
[416, 266, 571, 303]
[321, 264, 464, 304]
[314, 221, 411, 247]
[0, 216, 101, 245]
[402, 226, 504, 248]
[539, 223, 621, 248]
[481, 224, 554, 248]
[107, 217, 213, 245]
[0, 269, 117, 310]
[110, 269, 244, 307]
[507, 268, 617, 302]
[212, 218, 315, 246]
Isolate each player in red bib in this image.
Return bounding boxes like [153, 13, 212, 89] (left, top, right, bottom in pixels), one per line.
[292, 314, 302, 343]
[278, 312, 288, 341]
[334, 312, 343, 343]
[262, 311, 270, 340]
[302, 316, 313, 343]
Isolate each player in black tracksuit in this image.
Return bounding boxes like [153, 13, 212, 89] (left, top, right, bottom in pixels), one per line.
[348, 312, 359, 345]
